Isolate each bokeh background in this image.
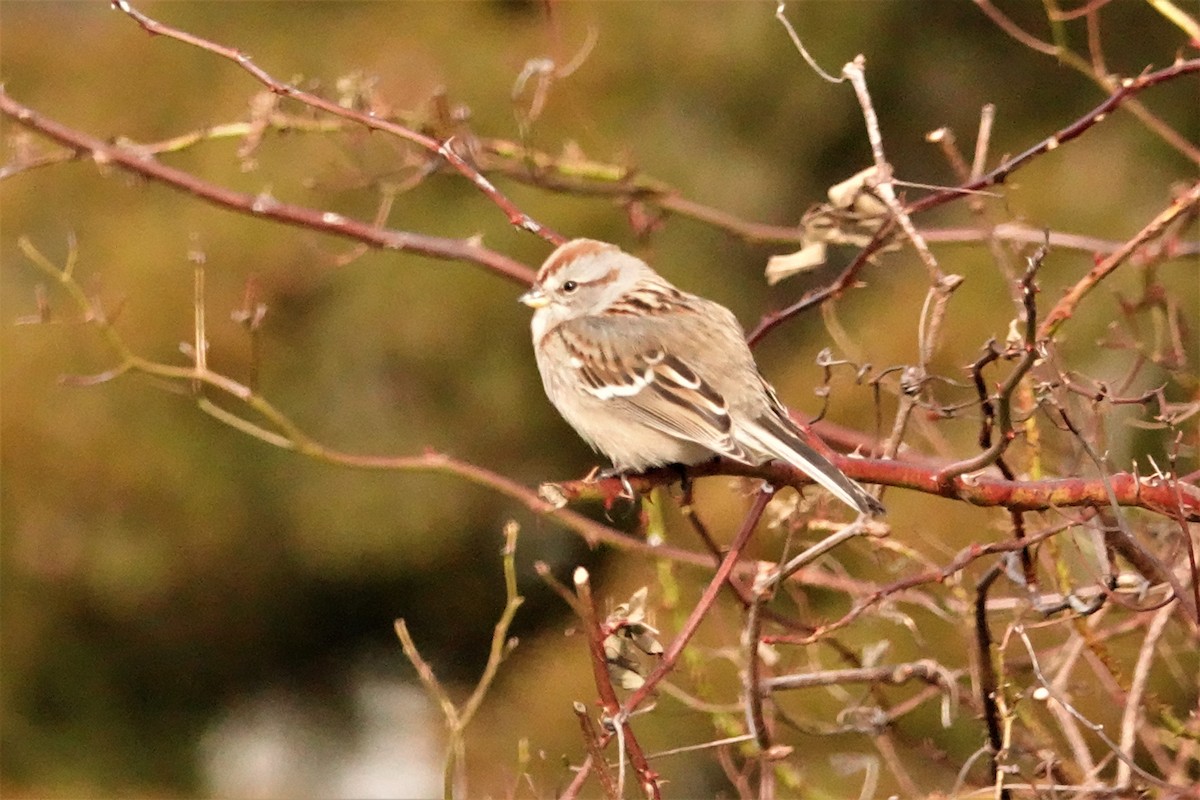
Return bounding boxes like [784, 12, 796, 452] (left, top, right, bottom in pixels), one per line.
[2, 2, 1196, 797]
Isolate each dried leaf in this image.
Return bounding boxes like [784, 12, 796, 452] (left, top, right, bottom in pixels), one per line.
[828, 165, 882, 210]
[628, 628, 663, 656]
[765, 242, 827, 285]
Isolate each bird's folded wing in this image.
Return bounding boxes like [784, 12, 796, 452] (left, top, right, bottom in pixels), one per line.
[557, 324, 745, 460]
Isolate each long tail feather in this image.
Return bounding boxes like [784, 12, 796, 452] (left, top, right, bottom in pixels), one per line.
[739, 415, 884, 515]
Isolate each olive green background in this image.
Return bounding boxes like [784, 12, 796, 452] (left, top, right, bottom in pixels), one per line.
[2, 2, 1196, 796]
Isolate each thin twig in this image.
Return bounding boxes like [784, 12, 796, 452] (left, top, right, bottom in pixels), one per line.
[0, 90, 535, 284]
[937, 246, 1045, 483]
[763, 659, 956, 692]
[973, 0, 1200, 163]
[974, 563, 1007, 796]
[1014, 625, 1185, 792]
[1115, 603, 1175, 788]
[619, 486, 776, 718]
[1039, 181, 1200, 338]
[111, 0, 562, 242]
[13, 238, 722, 566]
[394, 521, 525, 800]
[573, 567, 660, 799]
[842, 57, 946, 285]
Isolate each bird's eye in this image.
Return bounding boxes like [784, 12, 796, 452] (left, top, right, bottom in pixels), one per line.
[562, 280, 579, 293]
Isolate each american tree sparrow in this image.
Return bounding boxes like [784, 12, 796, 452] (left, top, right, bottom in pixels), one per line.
[520, 239, 884, 516]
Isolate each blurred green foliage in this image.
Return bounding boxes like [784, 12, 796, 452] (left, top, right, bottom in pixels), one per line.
[2, 1, 1196, 796]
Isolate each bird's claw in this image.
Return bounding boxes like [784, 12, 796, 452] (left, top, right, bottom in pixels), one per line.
[590, 466, 638, 501]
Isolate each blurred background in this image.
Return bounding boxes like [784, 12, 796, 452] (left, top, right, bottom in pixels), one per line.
[2, 2, 1196, 797]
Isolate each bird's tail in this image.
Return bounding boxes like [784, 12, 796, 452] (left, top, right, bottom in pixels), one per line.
[739, 412, 885, 516]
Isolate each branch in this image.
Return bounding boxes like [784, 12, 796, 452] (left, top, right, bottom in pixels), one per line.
[748, 57, 1200, 347]
[13, 239, 745, 568]
[938, 247, 1044, 482]
[618, 486, 776, 718]
[910, 58, 1200, 216]
[111, 0, 563, 243]
[546, 457, 1200, 522]
[974, 564, 1007, 795]
[572, 569, 660, 799]
[763, 659, 956, 693]
[394, 521, 525, 800]
[1013, 625, 1187, 793]
[0, 90, 534, 284]
[562, 489, 782, 795]
[1039, 180, 1200, 338]
[745, 217, 898, 346]
[973, 0, 1200, 164]
[479, 139, 1200, 256]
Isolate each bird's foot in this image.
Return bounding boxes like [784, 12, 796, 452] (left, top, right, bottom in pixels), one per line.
[587, 465, 637, 501]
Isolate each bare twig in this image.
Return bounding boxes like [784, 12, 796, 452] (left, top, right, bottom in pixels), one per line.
[572, 703, 618, 800]
[974, 563, 1007, 795]
[572, 567, 660, 799]
[1, 90, 535, 284]
[754, 55, 1200, 352]
[937, 247, 1045, 483]
[763, 659, 957, 693]
[972, 0, 1200, 163]
[744, 594, 771, 752]
[111, 0, 562, 242]
[394, 521, 525, 800]
[1014, 625, 1185, 792]
[13, 238, 727, 566]
[619, 486, 777, 718]
[1115, 603, 1176, 788]
[842, 57, 946, 285]
[1039, 181, 1200, 338]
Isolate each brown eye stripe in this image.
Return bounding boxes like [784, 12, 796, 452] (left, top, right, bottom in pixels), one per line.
[580, 268, 620, 288]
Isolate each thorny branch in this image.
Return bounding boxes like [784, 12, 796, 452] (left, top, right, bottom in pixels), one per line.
[1040, 180, 1200, 339]
[937, 246, 1045, 484]
[545, 455, 1200, 522]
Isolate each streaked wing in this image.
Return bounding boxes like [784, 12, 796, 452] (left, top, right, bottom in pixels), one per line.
[558, 323, 745, 460]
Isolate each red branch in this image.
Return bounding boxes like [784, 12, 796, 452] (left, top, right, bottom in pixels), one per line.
[549, 456, 1200, 522]
[619, 486, 776, 718]
[1039, 180, 1200, 338]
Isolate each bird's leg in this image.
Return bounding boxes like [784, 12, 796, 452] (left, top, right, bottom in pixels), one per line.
[671, 463, 692, 497]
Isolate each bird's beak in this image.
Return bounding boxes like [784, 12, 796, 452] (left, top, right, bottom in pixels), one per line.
[519, 287, 549, 308]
